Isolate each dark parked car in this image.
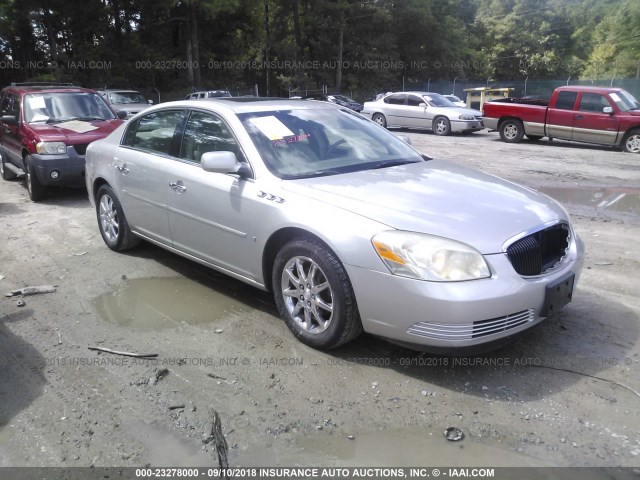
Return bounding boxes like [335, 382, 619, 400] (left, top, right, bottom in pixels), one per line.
[304, 94, 363, 112]
[0, 83, 124, 201]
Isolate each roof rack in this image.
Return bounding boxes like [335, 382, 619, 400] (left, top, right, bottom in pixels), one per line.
[10, 82, 75, 87]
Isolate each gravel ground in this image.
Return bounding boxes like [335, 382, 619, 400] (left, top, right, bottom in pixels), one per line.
[0, 129, 639, 471]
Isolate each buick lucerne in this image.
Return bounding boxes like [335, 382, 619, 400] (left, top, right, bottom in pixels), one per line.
[86, 99, 584, 352]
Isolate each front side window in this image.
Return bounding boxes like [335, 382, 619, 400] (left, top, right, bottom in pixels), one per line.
[578, 93, 611, 113]
[179, 111, 240, 163]
[555, 91, 578, 110]
[0, 94, 19, 118]
[122, 109, 184, 155]
[238, 107, 424, 179]
[407, 95, 424, 107]
[24, 92, 115, 123]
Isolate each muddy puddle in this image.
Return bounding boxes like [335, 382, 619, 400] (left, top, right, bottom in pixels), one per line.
[93, 277, 247, 330]
[233, 430, 553, 467]
[539, 186, 640, 215]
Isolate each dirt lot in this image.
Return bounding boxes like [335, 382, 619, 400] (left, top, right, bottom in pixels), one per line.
[1, 130, 639, 471]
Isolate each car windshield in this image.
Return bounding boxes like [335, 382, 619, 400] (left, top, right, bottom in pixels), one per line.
[108, 91, 147, 104]
[424, 94, 455, 107]
[332, 95, 357, 103]
[609, 90, 640, 112]
[238, 107, 424, 179]
[25, 92, 116, 123]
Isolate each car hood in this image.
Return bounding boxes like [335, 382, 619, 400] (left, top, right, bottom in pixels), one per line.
[281, 160, 567, 254]
[28, 119, 124, 145]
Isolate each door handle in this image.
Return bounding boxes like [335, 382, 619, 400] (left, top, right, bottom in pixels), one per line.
[169, 181, 186, 193]
[574, 115, 584, 120]
[115, 164, 129, 174]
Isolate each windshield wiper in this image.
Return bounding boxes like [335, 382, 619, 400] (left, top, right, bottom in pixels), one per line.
[292, 169, 344, 179]
[370, 159, 423, 170]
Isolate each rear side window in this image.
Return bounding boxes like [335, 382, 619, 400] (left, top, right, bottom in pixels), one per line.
[122, 110, 184, 155]
[384, 95, 405, 105]
[555, 91, 578, 110]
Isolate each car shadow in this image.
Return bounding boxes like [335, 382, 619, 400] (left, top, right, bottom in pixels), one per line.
[327, 292, 639, 402]
[0, 308, 47, 429]
[486, 136, 622, 153]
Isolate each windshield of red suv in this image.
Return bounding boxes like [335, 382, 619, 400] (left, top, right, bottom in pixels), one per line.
[24, 92, 116, 123]
[609, 90, 640, 112]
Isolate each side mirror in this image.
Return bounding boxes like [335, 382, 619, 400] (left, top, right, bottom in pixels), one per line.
[116, 110, 128, 120]
[419, 102, 427, 108]
[201, 151, 250, 178]
[148, 100, 154, 104]
[1, 115, 18, 125]
[603, 106, 613, 115]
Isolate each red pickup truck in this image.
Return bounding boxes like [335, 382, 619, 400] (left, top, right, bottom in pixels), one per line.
[482, 86, 640, 153]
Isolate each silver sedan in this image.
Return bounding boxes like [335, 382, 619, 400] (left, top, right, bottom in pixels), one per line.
[86, 99, 584, 352]
[362, 91, 484, 135]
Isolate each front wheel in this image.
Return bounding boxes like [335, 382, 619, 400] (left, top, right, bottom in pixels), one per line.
[499, 119, 525, 143]
[622, 129, 640, 153]
[96, 184, 141, 251]
[372, 113, 387, 128]
[24, 155, 47, 201]
[433, 116, 451, 136]
[272, 238, 362, 349]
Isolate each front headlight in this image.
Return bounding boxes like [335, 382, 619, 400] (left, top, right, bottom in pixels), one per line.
[459, 114, 475, 120]
[36, 142, 67, 154]
[372, 231, 491, 282]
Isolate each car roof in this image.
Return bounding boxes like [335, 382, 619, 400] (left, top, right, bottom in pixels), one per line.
[96, 89, 141, 93]
[554, 85, 624, 94]
[147, 98, 342, 114]
[2, 84, 97, 95]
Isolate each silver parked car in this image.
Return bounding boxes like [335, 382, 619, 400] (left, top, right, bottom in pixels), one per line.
[362, 91, 483, 135]
[96, 89, 153, 118]
[86, 99, 584, 352]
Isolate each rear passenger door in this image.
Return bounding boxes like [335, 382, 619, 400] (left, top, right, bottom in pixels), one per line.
[382, 94, 407, 127]
[546, 91, 577, 140]
[116, 109, 186, 244]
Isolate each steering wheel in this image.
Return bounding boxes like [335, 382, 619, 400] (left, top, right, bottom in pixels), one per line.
[325, 139, 347, 158]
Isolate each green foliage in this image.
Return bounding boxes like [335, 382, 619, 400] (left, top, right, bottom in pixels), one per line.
[0, 0, 637, 98]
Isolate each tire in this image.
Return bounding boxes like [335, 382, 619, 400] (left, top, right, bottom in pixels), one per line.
[372, 113, 387, 128]
[95, 184, 141, 251]
[499, 119, 525, 143]
[24, 155, 47, 201]
[272, 237, 362, 349]
[525, 134, 543, 141]
[622, 129, 640, 153]
[433, 116, 451, 136]
[1, 151, 17, 180]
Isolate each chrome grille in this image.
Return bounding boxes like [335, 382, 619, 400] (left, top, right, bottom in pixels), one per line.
[407, 309, 535, 340]
[506, 224, 570, 276]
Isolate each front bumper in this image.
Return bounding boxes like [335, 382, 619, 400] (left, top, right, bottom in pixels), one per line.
[450, 119, 484, 133]
[30, 146, 86, 187]
[346, 235, 584, 352]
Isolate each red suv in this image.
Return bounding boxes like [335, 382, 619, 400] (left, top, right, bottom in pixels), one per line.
[0, 83, 125, 201]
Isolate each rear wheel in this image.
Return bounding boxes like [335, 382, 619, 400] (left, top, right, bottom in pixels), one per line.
[433, 116, 451, 136]
[96, 184, 141, 251]
[24, 155, 47, 201]
[622, 129, 640, 153]
[372, 113, 387, 128]
[499, 119, 525, 143]
[272, 237, 362, 349]
[1, 151, 17, 180]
